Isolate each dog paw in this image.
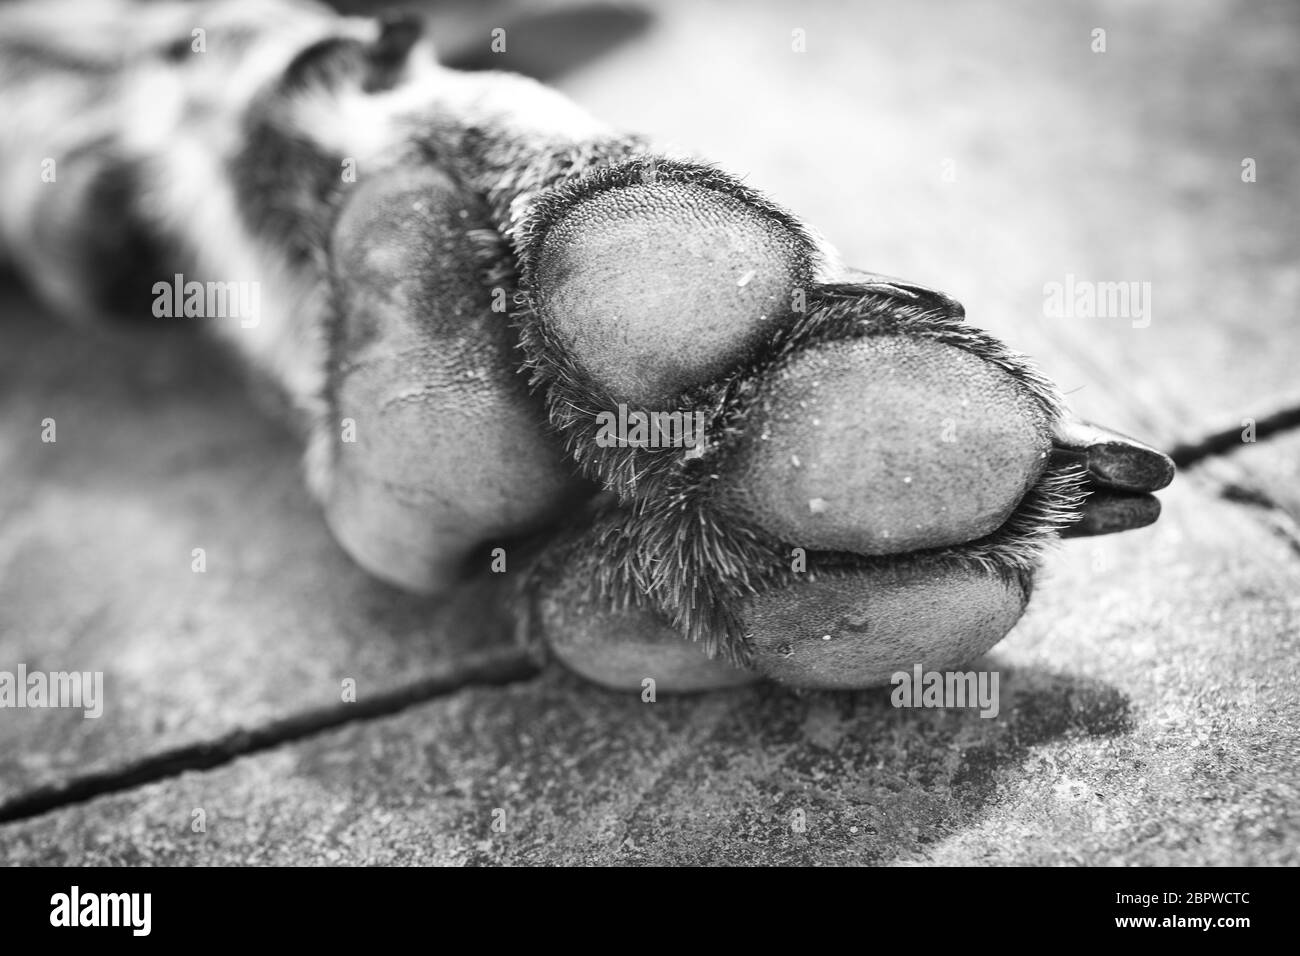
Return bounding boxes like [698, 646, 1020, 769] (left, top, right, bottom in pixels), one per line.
[507, 159, 1172, 691]
[307, 63, 1172, 691]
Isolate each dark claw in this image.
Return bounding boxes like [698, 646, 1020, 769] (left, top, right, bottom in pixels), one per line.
[1060, 491, 1162, 538]
[1052, 419, 1175, 493]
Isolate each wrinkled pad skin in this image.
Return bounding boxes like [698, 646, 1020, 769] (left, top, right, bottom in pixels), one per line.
[327, 166, 586, 592]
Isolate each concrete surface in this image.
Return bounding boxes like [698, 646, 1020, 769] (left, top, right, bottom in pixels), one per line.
[2, 474, 1296, 865]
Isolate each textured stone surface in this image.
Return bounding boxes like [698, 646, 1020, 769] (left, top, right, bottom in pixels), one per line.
[0, 296, 529, 807]
[1210, 429, 1300, 527]
[3, 475, 1297, 865]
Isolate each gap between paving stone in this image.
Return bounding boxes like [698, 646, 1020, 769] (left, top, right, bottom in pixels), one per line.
[1169, 403, 1300, 470]
[4, 413, 1298, 831]
[1174, 404, 1300, 555]
[0, 649, 539, 826]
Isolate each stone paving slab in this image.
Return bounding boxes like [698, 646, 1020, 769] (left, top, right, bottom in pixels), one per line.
[2, 0, 1299, 863]
[0, 299, 529, 807]
[3, 474, 1295, 865]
